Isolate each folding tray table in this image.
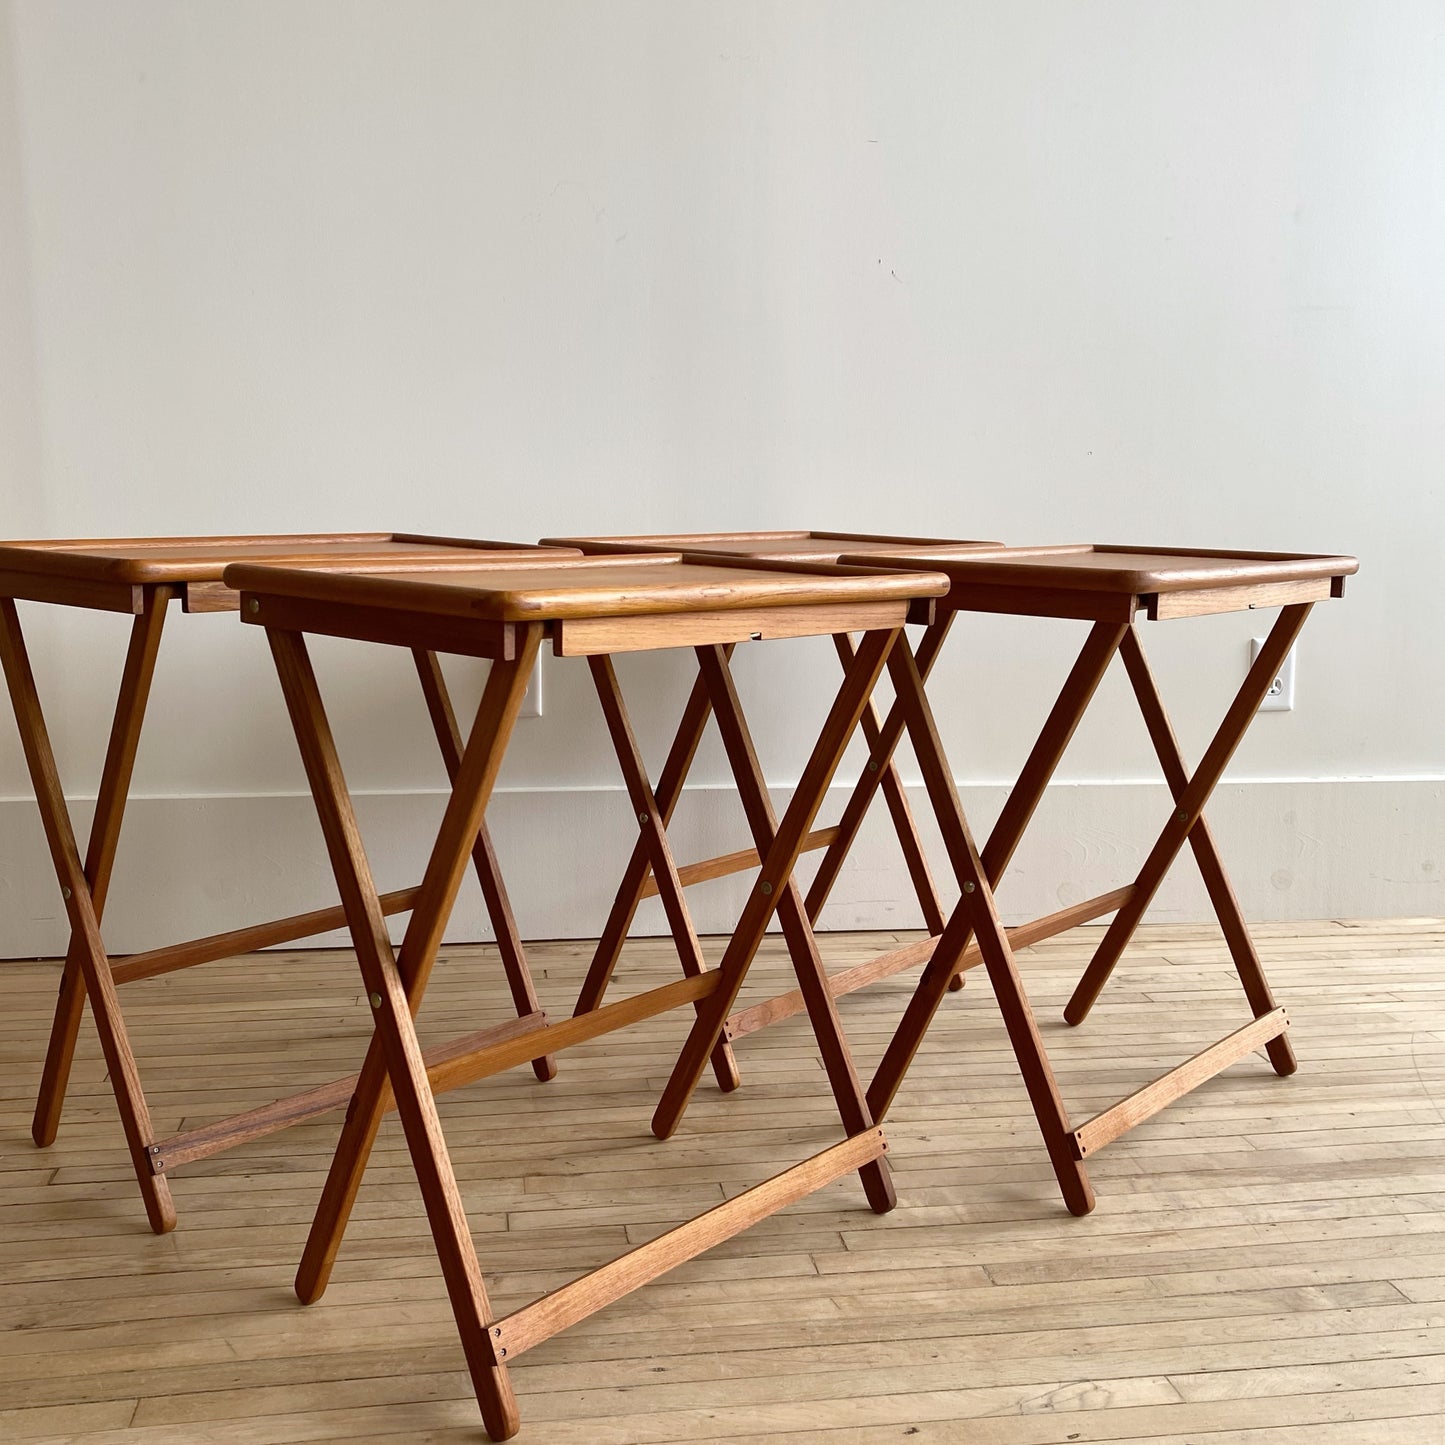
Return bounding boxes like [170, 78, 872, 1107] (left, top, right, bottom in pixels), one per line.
[540, 529, 999, 1083]
[0, 533, 572, 1233]
[696, 541, 1361, 1216]
[224, 550, 951, 1441]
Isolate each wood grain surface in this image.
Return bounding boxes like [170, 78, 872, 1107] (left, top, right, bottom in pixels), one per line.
[1, 918, 1441, 1442]
[540, 530, 1001, 561]
[226, 555, 950, 623]
[838, 543, 1360, 596]
[0, 535, 570, 585]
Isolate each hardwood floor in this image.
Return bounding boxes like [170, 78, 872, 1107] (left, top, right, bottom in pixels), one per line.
[2, 919, 1443, 1443]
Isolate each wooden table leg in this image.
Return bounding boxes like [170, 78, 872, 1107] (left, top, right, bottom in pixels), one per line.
[271, 625, 536, 1441]
[32, 591, 171, 1146]
[1117, 627, 1298, 1077]
[1065, 604, 1314, 1026]
[651, 630, 900, 1214]
[572, 646, 734, 1018]
[413, 649, 557, 1083]
[872, 632, 1096, 1217]
[866, 621, 1125, 1119]
[824, 630, 947, 935]
[805, 617, 953, 928]
[587, 654, 740, 1092]
[0, 598, 177, 1235]
[879, 618, 1131, 1051]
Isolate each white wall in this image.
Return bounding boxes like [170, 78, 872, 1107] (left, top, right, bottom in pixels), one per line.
[1, 1, 1441, 954]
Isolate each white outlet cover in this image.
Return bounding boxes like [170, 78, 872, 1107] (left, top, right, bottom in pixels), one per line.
[1251, 637, 1295, 711]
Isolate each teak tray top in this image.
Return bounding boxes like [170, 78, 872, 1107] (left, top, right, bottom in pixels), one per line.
[224, 553, 951, 622]
[0, 533, 560, 585]
[836, 543, 1359, 594]
[539, 529, 1000, 562]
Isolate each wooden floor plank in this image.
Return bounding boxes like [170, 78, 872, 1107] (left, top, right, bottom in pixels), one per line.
[2, 919, 1444, 1442]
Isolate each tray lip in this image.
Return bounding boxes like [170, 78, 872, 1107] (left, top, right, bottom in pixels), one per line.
[539, 529, 1002, 561]
[0, 533, 554, 584]
[225, 552, 952, 622]
[836, 542, 1361, 593]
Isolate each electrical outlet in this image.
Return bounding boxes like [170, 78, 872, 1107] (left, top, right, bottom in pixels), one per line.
[1251, 637, 1295, 711]
[520, 650, 544, 718]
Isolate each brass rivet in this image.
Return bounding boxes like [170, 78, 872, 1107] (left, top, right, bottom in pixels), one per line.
[963, 881, 976, 894]
[1176, 808, 1188, 822]
[760, 881, 773, 895]
[368, 992, 382, 1009]
[868, 760, 880, 772]
[61, 886, 72, 900]
[638, 812, 649, 825]
[246, 598, 260, 614]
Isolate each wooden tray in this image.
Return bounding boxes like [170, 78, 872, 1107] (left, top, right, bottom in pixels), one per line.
[0, 533, 559, 585]
[540, 529, 999, 562]
[838, 543, 1358, 621]
[225, 552, 950, 622]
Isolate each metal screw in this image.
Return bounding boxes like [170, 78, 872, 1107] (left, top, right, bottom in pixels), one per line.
[493, 1327, 502, 1337]
[638, 812, 649, 825]
[149, 1145, 161, 1154]
[868, 760, 880, 773]
[498, 1348, 507, 1358]
[153, 1159, 164, 1170]
[368, 992, 382, 1009]
[760, 881, 773, 895]
[61, 886, 72, 900]
[246, 598, 259, 614]
[962, 881, 976, 894]
[1176, 808, 1189, 822]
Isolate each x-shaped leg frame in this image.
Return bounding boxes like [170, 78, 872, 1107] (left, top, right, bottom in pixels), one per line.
[573, 618, 954, 1067]
[825, 604, 1310, 1213]
[278, 623, 902, 1438]
[0, 590, 553, 1233]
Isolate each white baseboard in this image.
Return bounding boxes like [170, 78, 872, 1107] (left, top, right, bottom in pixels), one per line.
[0, 777, 1439, 958]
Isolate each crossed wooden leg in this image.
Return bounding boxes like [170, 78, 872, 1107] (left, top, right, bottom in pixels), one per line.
[585, 653, 740, 1091]
[575, 618, 952, 1068]
[0, 597, 178, 1234]
[865, 619, 1128, 1130]
[273, 624, 540, 1440]
[859, 609, 1312, 1213]
[412, 648, 557, 1082]
[873, 632, 1097, 1216]
[650, 629, 904, 1215]
[30, 594, 171, 1150]
[1065, 604, 1313, 1036]
[805, 617, 953, 932]
[25, 624, 555, 1169]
